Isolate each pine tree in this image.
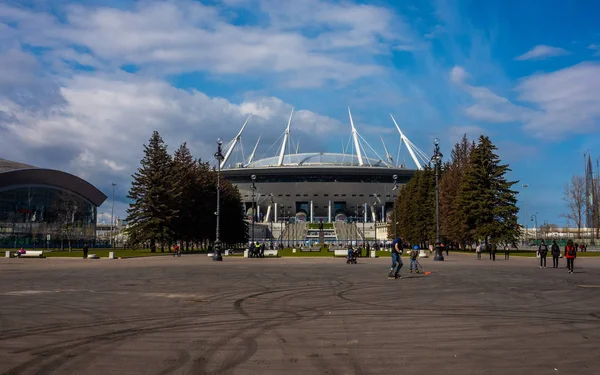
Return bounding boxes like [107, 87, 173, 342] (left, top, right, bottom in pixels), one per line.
[391, 168, 435, 246]
[192, 161, 217, 245]
[126, 131, 178, 252]
[172, 143, 197, 249]
[440, 135, 474, 248]
[457, 136, 519, 245]
[220, 181, 249, 246]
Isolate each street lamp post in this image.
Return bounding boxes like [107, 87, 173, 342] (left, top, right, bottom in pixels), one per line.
[521, 184, 529, 245]
[110, 183, 116, 248]
[270, 194, 274, 249]
[354, 206, 359, 246]
[286, 210, 290, 247]
[392, 174, 398, 241]
[531, 213, 538, 244]
[431, 138, 444, 261]
[251, 175, 257, 248]
[213, 140, 224, 261]
[362, 204, 365, 249]
[373, 195, 378, 248]
[543, 220, 548, 242]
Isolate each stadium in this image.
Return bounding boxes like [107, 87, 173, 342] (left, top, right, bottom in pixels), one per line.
[219, 109, 431, 245]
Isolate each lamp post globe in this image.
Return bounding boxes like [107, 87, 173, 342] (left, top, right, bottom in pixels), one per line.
[213, 139, 224, 261]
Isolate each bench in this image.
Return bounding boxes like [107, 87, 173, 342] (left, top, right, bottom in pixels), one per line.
[334, 249, 349, 257]
[17, 250, 44, 258]
[264, 250, 279, 257]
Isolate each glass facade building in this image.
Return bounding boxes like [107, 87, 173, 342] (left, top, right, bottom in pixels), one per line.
[0, 159, 107, 249]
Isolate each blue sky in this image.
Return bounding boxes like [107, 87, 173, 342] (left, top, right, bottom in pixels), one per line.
[1, 0, 599, 227]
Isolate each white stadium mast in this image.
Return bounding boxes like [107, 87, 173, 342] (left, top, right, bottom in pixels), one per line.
[277, 107, 294, 166]
[220, 115, 251, 169]
[247, 134, 261, 165]
[348, 107, 364, 166]
[390, 114, 430, 170]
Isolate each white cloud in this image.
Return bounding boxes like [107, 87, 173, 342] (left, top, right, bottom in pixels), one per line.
[424, 25, 446, 39]
[0, 49, 347, 210]
[451, 63, 600, 139]
[516, 62, 600, 137]
[0, 0, 409, 87]
[588, 44, 600, 56]
[514, 45, 570, 61]
[449, 65, 530, 124]
[450, 66, 469, 84]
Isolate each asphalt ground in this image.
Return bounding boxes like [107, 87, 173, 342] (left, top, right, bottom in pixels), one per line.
[1, 253, 600, 375]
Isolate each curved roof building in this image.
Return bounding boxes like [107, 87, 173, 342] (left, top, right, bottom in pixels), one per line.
[0, 159, 107, 248]
[219, 108, 429, 224]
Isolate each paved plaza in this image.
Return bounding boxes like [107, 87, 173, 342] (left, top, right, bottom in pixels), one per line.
[1, 254, 600, 375]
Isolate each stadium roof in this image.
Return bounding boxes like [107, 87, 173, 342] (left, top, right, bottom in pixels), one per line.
[216, 108, 431, 171]
[246, 153, 390, 168]
[0, 158, 107, 206]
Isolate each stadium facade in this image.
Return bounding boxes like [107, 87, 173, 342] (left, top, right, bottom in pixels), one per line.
[220, 108, 429, 230]
[0, 159, 107, 248]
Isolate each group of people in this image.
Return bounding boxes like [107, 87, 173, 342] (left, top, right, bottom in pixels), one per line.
[249, 242, 266, 258]
[386, 236, 585, 278]
[537, 239, 578, 273]
[472, 239, 580, 274]
[475, 242, 513, 261]
[386, 237, 423, 279]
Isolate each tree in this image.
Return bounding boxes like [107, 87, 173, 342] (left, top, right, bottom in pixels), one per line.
[126, 131, 178, 252]
[439, 135, 474, 247]
[171, 143, 197, 249]
[53, 191, 80, 251]
[457, 136, 520, 245]
[390, 167, 435, 246]
[561, 175, 586, 239]
[219, 181, 249, 246]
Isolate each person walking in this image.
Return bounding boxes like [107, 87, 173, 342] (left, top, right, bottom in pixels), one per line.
[488, 242, 492, 260]
[388, 237, 404, 279]
[491, 242, 497, 261]
[565, 239, 577, 274]
[409, 245, 419, 273]
[551, 240, 560, 268]
[504, 244, 510, 260]
[476, 242, 482, 260]
[538, 240, 548, 268]
[82, 243, 89, 259]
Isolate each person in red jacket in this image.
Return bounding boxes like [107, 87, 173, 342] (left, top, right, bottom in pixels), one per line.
[565, 239, 577, 274]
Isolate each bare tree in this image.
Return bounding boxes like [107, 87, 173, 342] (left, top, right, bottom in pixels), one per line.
[561, 175, 586, 239]
[53, 192, 80, 251]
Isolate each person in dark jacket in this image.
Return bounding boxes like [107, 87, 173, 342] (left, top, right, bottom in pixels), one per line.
[538, 240, 548, 268]
[551, 240, 560, 268]
[82, 244, 89, 259]
[491, 242, 497, 261]
[504, 244, 510, 260]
